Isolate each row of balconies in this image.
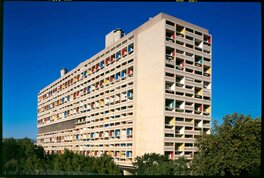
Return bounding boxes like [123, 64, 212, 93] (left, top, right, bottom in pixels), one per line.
[44, 148, 133, 160]
[165, 43, 211, 64]
[39, 103, 134, 125]
[42, 59, 133, 106]
[38, 43, 134, 103]
[165, 116, 210, 127]
[40, 128, 133, 144]
[165, 21, 211, 44]
[38, 66, 134, 114]
[166, 62, 211, 78]
[37, 79, 134, 119]
[165, 98, 211, 112]
[166, 31, 211, 55]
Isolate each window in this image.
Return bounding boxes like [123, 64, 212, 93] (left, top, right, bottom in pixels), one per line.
[166, 20, 174, 26]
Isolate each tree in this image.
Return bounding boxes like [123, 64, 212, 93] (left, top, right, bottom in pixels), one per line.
[2, 138, 122, 175]
[173, 156, 190, 175]
[4, 159, 18, 175]
[191, 113, 261, 176]
[133, 153, 173, 175]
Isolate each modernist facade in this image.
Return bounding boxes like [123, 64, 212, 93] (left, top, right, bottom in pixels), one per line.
[37, 13, 212, 166]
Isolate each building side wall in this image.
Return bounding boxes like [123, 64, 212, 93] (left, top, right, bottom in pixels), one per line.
[135, 20, 165, 156]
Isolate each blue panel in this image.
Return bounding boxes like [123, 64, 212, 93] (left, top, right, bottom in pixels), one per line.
[121, 71, 125, 78]
[116, 53, 120, 59]
[127, 91, 131, 97]
[128, 46, 133, 53]
[116, 73, 120, 80]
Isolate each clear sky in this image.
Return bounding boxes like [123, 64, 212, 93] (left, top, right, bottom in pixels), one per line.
[3, 2, 261, 139]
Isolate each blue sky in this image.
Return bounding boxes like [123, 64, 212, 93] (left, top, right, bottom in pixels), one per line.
[3, 2, 261, 139]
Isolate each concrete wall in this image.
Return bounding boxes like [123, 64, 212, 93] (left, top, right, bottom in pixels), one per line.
[134, 19, 165, 156]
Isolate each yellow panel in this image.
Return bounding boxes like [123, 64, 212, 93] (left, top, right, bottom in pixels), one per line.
[170, 118, 175, 125]
[207, 106, 211, 112]
[198, 90, 203, 95]
[179, 144, 185, 151]
[208, 68, 211, 74]
[181, 28, 185, 35]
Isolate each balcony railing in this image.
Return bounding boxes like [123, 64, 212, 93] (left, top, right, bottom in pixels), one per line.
[165, 106, 174, 111]
[165, 54, 174, 61]
[176, 65, 183, 70]
[176, 82, 184, 87]
[195, 94, 202, 99]
[166, 37, 175, 43]
[204, 73, 211, 77]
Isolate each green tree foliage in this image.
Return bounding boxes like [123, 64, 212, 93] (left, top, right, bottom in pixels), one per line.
[191, 113, 261, 176]
[133, 153, 190, 175]
[2, 138, 122, 175]
[3, 113, 260, 176]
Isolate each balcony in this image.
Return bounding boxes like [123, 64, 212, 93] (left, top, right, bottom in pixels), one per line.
[121, 92, 127, 101]
[116, 51, 121, 61]
[195, 87, 203, 99]
[175, 143, 185, 151]
[176, 75, 184, 87]
[176, 58, 184, 71]
[194, 120, 203, 128]
[110, 54, 115, 63]
[166, 46, 175, 62]
[204, 65, 211, 77]
[175, 100, 184, 113]
[203, 104, 211, 115]
[165, 116, 175, 127]
[165, 81, 175, 94]
[165, 99, 174, 111]
[127, 90, 133, 100]
[166, 29, 175, 43]
[204, 34, 211, 45]
[194, 103, 203, 115]
[203, 120, 211, 128]
[195, 55, 203, 67]
[122, 47, 127, 57]
[128, 67, 133, 77]
[195, 38, 203, 51]
[121, 70, 126, 79]
[176, 24, 185, 37]
[203, 81, 211, 90]
[128, 43, 134, 54]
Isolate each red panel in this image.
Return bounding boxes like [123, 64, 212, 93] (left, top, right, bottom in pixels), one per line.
[106, 58, 109, 64]
[170, 152, 174, 159]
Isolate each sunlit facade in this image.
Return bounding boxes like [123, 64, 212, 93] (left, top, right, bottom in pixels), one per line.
[37, 12, 212, 166]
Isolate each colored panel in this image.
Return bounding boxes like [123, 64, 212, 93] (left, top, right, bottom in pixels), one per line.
[208, 68, 211, 74]
[181, 28, 185, 34]
[198, 90, 203, 95]
[170, 118, 175, 125]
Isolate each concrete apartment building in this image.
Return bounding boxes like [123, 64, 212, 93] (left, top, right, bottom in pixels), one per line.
[37, 12, 212, 167]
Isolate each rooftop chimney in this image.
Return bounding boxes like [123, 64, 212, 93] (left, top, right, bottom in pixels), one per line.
[105, 28, 125, 48]
[60, 68, 68, 77]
